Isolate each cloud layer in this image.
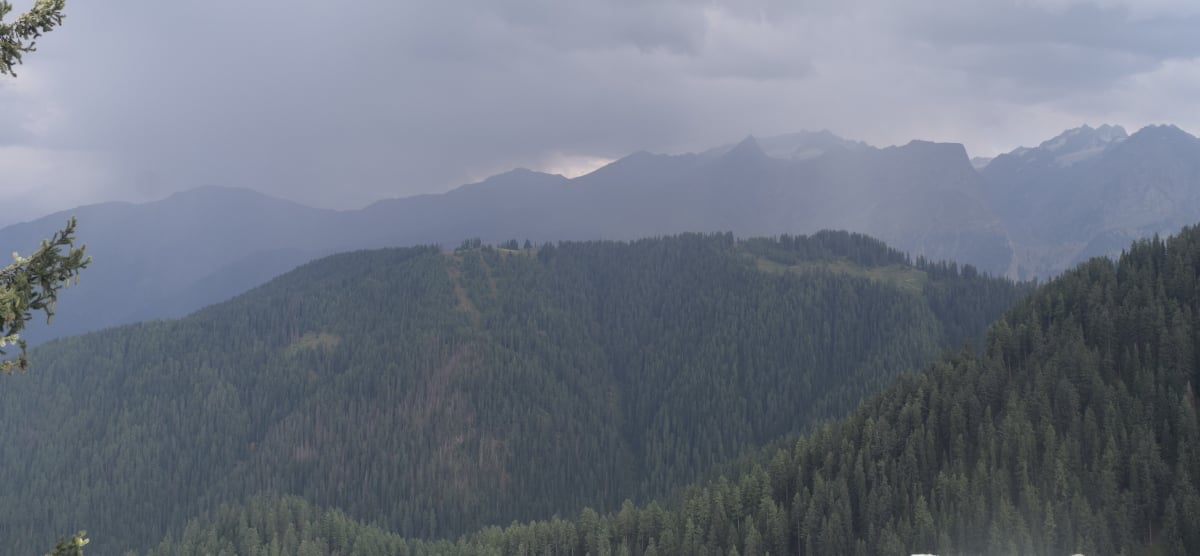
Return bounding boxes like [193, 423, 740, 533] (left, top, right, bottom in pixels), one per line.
[2, 0, 1199, 224]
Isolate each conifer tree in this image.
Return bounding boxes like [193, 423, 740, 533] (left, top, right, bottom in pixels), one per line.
[1, 0, 79, 374]
[0, 0, 65, 76]
[2, 220, 90, 556]
[1, 217, 90, 373]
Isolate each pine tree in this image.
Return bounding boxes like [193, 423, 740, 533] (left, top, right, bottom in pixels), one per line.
[1, 0, 80, 376]
[1, 217, 90, 373]
[0, 0, 65, 76]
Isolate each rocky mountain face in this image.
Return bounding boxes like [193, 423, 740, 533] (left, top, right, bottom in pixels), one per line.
[982, 124, 1200, 279]
[360, 134, 1013, 272]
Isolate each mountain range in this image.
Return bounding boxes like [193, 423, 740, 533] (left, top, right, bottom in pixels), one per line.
[4, 124, 1200, 344]
[981, 123, 1200, 278]
[5, 121, 1200, 552]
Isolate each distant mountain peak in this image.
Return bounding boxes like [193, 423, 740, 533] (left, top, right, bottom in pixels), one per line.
[480, 167, 566, 183]
[703, 130, 868, 160]
[1000, 123, 1129, 168]
[1037, 124, 1127, 153]
[1095, 123, 1128, 140]
[1101, 124, 1200, 162]
[164, 185, 269, 199]
[722, 135, 768, 162]
[497, 167, 541, 176]
[1126, 123, 1197, 143]
[449, 167, 568, 195]
[895, 139, 970, 160]
[159, 186, 315, 209]
[730, 134, 763, 151]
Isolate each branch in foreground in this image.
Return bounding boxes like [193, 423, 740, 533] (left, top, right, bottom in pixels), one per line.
[0, 216, 90, 373]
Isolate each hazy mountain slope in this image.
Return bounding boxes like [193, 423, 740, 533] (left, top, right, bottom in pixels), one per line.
[0, 187, 343, 343]
[2, 130, 1019, 345]
[361, 135, 1013, 274]
[147, 224, 1200, 556]
[559, 136, 1013, 273]
[123, 247, 331, 323]
[983, 124, 1200, 279]
[10, 124, 1200, 345]
[703, 129, 870, 159]
[0, 232, 1024, 554]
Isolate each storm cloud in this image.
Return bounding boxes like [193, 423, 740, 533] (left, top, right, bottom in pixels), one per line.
[2, 0, 1199, 224]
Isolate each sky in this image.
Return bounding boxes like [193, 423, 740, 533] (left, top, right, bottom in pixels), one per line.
[3, 0, 1200, 225]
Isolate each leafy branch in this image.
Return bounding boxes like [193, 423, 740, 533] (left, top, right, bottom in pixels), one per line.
[46, 531, 88, 556]
[1, 217, 90, 373]
[0, 0, 66, 76]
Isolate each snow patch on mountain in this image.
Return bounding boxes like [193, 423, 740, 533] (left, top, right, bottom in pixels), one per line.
[1034, 124, 1128, 167]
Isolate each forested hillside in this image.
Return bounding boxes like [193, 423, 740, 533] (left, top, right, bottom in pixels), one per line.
[144, 227, 1200, 555]
[0, 232, 1023, 554]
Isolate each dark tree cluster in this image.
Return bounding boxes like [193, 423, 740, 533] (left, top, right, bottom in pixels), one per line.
[0, 232, 1023, 554]
[148, 228, 1200, 555]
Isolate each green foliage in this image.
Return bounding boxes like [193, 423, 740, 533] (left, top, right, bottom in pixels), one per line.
[1, 218, 89, 553]
[142, 496, 435, 556]
[0, 231, 1023, 554]
[0, 0, 65, 76]
[149, 226, 1200, 555]
[1, 216, 90, 372]
[46, 531, 88, 556]
[3, 6, 87, 551]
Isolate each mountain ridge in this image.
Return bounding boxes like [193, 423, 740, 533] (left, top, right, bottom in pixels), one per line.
[982, 123, 1200, 279]
[6, 123, 1198, 342]
[139, 220, 1200, 556]
[0, 231, 1026, 554]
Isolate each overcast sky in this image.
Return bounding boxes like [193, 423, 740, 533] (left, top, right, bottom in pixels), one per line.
[3, 0, 1200, 224]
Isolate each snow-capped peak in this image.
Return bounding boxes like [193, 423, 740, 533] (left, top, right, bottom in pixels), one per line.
[1030, 124, 1128, 167]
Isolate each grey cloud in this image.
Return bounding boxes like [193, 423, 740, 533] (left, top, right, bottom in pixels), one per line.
[904, 2, 1200, 95]
[913, 2, 1200, 58]
[950, 43, 1156, 101]
[3, 0, 1200, 222]
[690, 55, 813, 82]
[491, 0, 709, 55]
[0, 102, 34, 145]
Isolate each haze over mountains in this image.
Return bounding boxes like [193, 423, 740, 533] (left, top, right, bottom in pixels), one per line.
[5, 124, 1199, 343]
[11, 2, 1200, 555]
[5, 121, 1200, 554]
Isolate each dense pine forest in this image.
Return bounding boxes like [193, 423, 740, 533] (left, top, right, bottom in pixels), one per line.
[139, 227, 1200, 556]
[0, 231, 1023, 554]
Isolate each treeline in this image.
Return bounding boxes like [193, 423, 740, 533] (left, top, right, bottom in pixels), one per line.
[141, 496, 426, 556]
[147, 229, 1200, 555]
[0, 232, 1025, 554]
